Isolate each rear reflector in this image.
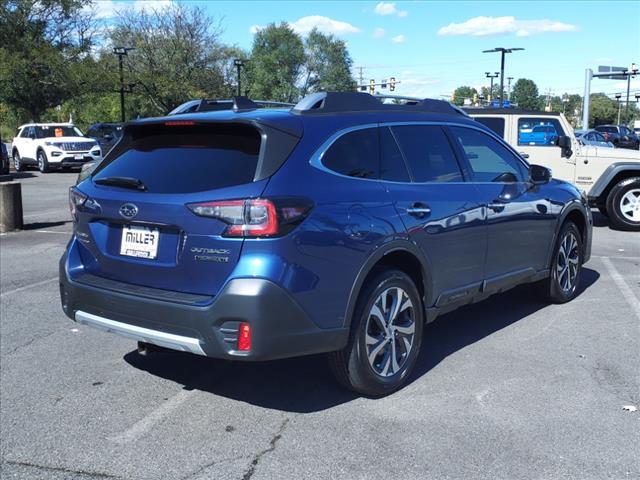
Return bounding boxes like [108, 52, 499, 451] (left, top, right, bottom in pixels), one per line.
[238, 323, 251, 351]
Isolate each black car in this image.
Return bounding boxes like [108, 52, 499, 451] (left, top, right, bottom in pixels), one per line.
[85, 123, 123, 154]
[1, 141, 9, 174]
[594, 125, 639, 149]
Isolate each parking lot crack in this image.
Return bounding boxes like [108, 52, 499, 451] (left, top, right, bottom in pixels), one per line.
[241, 418, 290, 480]
[3, 460, 123, 479]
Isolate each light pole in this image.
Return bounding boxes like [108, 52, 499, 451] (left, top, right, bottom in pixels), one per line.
[615, 93, 622, 125]
[485, 72, 499, 101]
[113, 47, 134, 123]
[507, 76, 514, 99]
[483, 47, 524, 105]
[234, 59, 246, 97]
[624, 63, 638, 124]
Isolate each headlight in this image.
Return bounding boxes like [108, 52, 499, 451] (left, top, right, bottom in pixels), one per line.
[44, 141, 63, 148]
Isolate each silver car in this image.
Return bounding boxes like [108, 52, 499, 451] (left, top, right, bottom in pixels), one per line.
[575, 130, 614, 148]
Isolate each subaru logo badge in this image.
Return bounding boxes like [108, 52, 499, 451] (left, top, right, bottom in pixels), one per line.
[119, 203, 138, 219]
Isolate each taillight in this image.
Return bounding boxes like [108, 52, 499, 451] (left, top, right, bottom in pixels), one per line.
[238, 323, 251, 351]
[69, 187, 87, 218]
[187, 197, 312, 238]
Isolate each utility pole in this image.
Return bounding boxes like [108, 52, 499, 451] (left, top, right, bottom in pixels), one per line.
[113, 47, 134, 123]
[507, 77, 514, 99]
[234, 59, 246, 97]
[483, 47, 524, 105]
[616, 93, 622, 124]
[485, 72, 499, 101]
[357, 66, 364, 87]
[624, 63, 638, 124]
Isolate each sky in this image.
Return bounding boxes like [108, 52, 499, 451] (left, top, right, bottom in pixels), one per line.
[91, 0, 640, 100]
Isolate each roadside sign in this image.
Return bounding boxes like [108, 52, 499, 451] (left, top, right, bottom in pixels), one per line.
[597, 65, 627, 80]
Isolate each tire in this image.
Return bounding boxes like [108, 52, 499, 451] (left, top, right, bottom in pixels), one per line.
[605, 177, 640, 231]
[37, 150, 50, 173]
[329, 268, 423, 396]
[537, 222, 583, 304]
[597, 206, 608, 217]
[13, 150, 25, 172]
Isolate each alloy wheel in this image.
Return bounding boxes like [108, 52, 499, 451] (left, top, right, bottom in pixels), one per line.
[556, 232, 580, 293]
[619, 188, 640, 223]
[365, 287, 415, 378]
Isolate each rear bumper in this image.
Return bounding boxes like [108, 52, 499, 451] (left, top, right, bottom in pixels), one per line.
[59, 253, 348, 361]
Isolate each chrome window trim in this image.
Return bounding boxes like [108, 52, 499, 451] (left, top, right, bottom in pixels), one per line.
[309, 120, 531, 185]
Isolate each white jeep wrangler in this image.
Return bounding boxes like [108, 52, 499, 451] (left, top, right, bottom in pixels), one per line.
[11, 123, 102, 173]
[467, 109, 640, 231]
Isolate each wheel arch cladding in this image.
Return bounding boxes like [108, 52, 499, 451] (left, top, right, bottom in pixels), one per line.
[343, 242, 431, 330]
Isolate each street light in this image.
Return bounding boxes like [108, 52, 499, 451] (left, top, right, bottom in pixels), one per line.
[234, 59, 246, 97]
[615, 93, 622, 125]
[624, 62, 638, 123]
[112, 47, 134, 122]
[507, 76, 514, 99]
[482, 47, 524, 104]
[485, 72, 499, 102]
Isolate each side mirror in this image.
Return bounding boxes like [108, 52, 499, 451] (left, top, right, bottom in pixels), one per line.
[29, 133, 36, 140]
[556, 135, 572, 158]
[530, 164, 552, 185]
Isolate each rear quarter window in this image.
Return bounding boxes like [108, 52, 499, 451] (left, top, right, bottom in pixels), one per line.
[321, 128, 379, 179]
[92, 123, 262, 194]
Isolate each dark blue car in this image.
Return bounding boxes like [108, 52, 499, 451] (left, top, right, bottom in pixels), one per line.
[60, 92, 592, 396]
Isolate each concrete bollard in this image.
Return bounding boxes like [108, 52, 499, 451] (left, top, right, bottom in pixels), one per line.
[0, 180, 23, 232]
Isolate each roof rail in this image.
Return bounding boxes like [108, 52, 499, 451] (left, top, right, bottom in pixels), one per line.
[292, 92, 465, 116]
[193, 98, 294, 113]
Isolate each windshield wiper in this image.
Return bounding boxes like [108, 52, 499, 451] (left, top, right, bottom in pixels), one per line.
[94, 176, 147, 191]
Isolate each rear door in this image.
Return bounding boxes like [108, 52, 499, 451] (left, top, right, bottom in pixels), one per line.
[382, 124, 487, 308]
[75, 122, 267, 296]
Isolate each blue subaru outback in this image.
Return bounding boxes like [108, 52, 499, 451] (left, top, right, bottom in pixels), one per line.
[60, 92, 592, 396]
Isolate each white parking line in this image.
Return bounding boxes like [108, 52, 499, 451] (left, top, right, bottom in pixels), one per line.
[601, 257, 640, 322]
[108, 389, 196, 444]
[35, 230, 71, 235]
[0, 277, 58, 297]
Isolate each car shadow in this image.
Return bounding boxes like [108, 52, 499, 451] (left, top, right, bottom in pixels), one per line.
[22, 220, 71, 230]
[124, 268, 600, 413]
[4, 171, 39, 179]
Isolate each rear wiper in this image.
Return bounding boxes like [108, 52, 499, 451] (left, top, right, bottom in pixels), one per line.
[94, 176, 147, 191]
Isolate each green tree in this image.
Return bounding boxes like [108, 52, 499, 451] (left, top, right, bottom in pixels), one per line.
[510, 78, 543, 110]
[246, 23, 305, 102]
[300, 28, 355, 96]
[0, 0, 96, 121]
[452, 86, 477, 106]
[110, 3, 234, 116]
[589, 93, 618, 127]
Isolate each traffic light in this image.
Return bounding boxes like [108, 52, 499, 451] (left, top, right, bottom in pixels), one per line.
[381, 79, 387, 89]
[389, 77, 396, 92]
[369, 79, 375, 94]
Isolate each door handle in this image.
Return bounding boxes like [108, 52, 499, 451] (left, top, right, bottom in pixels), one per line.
[518, 152, 530, 159]
[406, 203, 431, 218]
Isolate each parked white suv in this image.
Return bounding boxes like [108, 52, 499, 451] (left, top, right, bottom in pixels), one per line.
[466, 109, 640, 231]
[11, 123, 102, 173]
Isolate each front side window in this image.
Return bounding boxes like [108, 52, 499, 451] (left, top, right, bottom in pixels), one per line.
[322, 128, 379, 179]
[517, 117, 565, 146]
[20, 127, 31, 138]
[391, 125, 463, 182]
[450, 126, 526, 183]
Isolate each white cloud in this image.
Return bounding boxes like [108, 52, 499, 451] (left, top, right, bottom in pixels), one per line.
[372, 27, 386, 38]
[374, 2, 408, 18]
[88, 0, 173, 19]
[289, 15, 361, 36]
[437, 16, 578, 37]
[395, 75, 442, 98]
[375, 2, 397, 15]
[391, 34, 406, 44]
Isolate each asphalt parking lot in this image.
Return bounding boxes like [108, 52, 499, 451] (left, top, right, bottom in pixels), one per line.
[1, 171, 639, 480]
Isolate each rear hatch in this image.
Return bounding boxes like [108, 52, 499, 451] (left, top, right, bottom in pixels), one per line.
[73, 119, 298, 296]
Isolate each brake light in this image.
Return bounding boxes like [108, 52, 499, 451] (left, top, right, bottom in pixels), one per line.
[69, 187, 87, 218]
[187, 198, 312, 238]
[238, 323, 251, 351]
[164, 120, 196, 126]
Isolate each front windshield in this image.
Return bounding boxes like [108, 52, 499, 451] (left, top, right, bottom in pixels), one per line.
[35, 125, 84, 138]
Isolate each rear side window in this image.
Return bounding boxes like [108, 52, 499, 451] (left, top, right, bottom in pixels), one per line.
[474, 117, 505, 138]
[93, 124, 261, 193]
[380, 127, 410, 182]
[391, 125, 463, 182]
[322, 128, 379, 179]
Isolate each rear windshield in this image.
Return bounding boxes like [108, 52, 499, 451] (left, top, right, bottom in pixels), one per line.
[596, 126, 617, 133]
[92, 124, 261, 193]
